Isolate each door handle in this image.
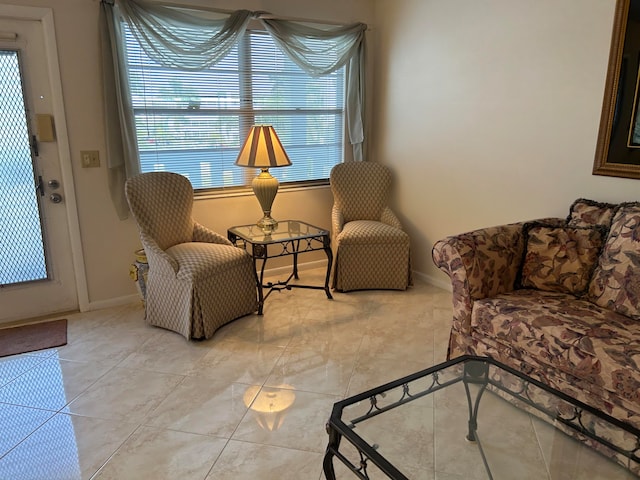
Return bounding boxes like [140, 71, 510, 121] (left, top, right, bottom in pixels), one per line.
[49, 193, 63, 204]
[35, 175, 44, 196]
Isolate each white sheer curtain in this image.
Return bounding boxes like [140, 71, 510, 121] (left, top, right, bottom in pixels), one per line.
[100, 0, 367, 220]
[261, 18, 366, 164]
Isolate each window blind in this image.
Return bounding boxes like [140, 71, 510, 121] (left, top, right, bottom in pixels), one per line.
[123, 27, 345, 191]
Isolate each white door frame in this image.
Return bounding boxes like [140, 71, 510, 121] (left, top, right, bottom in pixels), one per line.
[1, 4, 88, 313]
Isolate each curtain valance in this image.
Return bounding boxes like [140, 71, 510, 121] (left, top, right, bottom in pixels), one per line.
[101, 0, 367, 219]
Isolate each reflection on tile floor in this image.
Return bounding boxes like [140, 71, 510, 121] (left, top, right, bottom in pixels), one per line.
[0, 268, 635, 479]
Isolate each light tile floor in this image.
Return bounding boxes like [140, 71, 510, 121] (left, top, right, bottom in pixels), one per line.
[0, 269, 635, 479]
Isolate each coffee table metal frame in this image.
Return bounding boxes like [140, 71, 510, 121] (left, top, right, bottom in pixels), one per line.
[227, 220, 333, 315]
[323, 355, 640, 480]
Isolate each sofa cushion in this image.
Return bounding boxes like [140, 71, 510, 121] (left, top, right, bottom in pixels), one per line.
[472, 290, 640, 407]
[519, 223, 605, 295]
[567, 198, 618, 229]
[467, 332, 640, 429]
[587, 202, 640, 320]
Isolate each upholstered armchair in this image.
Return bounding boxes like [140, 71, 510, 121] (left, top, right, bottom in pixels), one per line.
[329, 162, 412, 292]
[125, 172, 258, 340]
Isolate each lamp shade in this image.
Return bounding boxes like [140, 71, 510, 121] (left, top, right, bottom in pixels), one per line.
[235, 125, 292, 168]
[235, 125, 292, 232]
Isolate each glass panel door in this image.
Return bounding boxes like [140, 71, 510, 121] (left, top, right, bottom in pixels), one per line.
[0, 11, 79, 323]
[0, 49, 48, 286]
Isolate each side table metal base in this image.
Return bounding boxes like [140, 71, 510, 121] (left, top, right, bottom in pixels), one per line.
[227, 220, 333, 315]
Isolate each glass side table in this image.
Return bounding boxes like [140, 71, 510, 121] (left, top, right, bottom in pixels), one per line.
[227, 220, 333, 314]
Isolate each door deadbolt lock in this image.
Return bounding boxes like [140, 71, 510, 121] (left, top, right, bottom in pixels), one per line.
[49, 193, 63, 204]
[48, 180, 60, 189]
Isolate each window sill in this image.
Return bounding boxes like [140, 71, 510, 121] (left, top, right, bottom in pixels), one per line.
[194, 180, 330, 201]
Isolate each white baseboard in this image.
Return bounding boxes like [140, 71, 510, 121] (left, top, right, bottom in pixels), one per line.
[83, 294, 141, 312]
[84, 262, 452, 312]
[261, 259, 328, 277]
[412, 270, 452, 292]
[82, 259, 332, 312]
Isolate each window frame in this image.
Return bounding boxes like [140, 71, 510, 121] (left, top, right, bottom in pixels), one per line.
[123, 23, 349, 196]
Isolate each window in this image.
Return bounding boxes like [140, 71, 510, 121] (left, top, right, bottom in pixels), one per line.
[123, 27, 345, 191]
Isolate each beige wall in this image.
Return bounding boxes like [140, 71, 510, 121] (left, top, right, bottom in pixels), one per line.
[6, 0, 635, 308]
[0, 0, 373, 308]
[371, 0, 639, 288]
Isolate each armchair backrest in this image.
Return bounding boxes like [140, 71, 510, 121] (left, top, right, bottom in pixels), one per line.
[330, 162, 392, 222]
[125, 172, 194, 250]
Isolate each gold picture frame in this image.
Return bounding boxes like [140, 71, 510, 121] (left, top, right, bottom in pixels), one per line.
[593, 0, 640, 179]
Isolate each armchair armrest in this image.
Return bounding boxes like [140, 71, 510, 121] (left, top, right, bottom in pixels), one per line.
[380, 207, 403, 230]
[140, 233, 179, 275]
[193, 222, 232, 246]
[332, 206, 345, 238]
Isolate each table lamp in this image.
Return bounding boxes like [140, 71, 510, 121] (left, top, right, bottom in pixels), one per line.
[235, 125, 292, 232]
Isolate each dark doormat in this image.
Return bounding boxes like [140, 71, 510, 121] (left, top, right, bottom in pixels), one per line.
[0, 318, 68, 358]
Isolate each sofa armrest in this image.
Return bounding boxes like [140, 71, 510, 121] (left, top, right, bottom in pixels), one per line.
[432, 222, 526, 358]
[433, 223, 524, 301]
[432, 217, 565, 339]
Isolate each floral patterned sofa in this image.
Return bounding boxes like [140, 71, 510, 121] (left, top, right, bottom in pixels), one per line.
[432, 199, 640, 471]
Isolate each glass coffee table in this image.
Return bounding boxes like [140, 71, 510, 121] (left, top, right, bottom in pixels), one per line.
[324, 355, 640, 479]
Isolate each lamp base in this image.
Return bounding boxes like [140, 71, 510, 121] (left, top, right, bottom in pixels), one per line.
[257, 214, 278, 234]
[252, 169, 280, 234]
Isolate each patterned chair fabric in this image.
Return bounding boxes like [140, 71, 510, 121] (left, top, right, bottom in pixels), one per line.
[330, 162, 411, 292]
[125, 172, 257, 340]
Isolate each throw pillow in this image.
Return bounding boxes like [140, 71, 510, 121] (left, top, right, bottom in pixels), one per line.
[587, 202, 640, 320]
[518, 223, 606, 295]
[567, 198, 618, 229]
